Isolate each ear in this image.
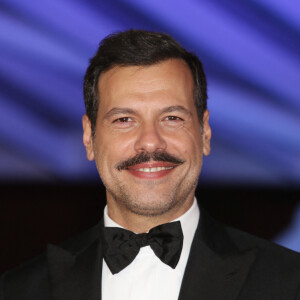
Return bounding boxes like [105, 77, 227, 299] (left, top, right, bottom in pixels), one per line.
[202, 110, 211, 156]
[82, 114, 95, 161]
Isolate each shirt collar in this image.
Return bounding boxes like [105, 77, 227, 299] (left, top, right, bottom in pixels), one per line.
[173, 198, 200, 273]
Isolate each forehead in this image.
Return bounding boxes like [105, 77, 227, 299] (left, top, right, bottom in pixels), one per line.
[97, 59, 195, 111]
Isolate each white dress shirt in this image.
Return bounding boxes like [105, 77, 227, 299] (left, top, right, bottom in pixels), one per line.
[102, 198, 200, 300]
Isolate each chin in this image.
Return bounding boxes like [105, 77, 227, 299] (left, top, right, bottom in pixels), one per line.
[127, 203, 175, 217]
[125, 193, 180, 217]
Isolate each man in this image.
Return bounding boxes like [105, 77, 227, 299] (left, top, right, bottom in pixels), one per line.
[1, 30, 300, 299]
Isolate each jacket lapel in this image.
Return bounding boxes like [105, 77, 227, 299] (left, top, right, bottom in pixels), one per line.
[178, 209, 257, 300]
[47, 223, 104, 300]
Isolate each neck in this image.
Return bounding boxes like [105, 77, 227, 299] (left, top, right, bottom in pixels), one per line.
[106, 194, 194, 233]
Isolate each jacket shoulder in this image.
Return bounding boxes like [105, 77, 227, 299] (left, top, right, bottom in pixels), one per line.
[224, 223, 300, 298]
[226, 223, 300, 261]
[0, 221, 102, 299]
[0, 254, 50, 300]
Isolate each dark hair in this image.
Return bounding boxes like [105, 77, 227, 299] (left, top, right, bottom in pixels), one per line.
[83, 29, 207, 134]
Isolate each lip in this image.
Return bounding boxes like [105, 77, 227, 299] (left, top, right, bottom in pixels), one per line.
[125, 162, 179, 179]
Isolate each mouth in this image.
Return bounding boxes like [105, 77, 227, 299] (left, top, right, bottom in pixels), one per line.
[125, 162, 179, 179]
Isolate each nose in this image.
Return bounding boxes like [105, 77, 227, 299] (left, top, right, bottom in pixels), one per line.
[134, 122, 167, 153]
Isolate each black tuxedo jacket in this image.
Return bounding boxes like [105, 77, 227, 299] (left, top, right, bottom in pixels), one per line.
[1, 210, 300, 300]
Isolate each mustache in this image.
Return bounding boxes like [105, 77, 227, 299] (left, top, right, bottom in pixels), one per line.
[116, 151, 185, 171]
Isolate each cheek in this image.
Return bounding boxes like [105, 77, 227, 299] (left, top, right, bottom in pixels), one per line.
[96, 135, 134, 169]
[169, 129, 203, 158]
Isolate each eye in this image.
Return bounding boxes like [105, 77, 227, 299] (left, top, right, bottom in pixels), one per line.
[162, 115, 184, 127]
[112, 116, 135, 128]
[113, 117, 133, 123]
[165, 116, 183, 121]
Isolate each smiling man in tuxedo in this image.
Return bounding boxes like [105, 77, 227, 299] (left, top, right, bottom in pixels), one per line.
[1, 30, 300, 300]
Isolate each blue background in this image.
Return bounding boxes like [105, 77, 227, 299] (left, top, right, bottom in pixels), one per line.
[0, 0, 299, 251]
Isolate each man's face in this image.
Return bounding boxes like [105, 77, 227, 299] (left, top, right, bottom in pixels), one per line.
[83, 59, 211, 219]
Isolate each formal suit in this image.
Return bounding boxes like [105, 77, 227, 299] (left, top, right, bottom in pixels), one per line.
[1, 209, 300, 300]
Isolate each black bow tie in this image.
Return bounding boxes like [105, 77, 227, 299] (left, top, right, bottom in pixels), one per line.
[101, 221, 183, 274]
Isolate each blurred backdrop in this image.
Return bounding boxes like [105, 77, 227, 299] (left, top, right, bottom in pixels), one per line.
[0, 0, 299, 274]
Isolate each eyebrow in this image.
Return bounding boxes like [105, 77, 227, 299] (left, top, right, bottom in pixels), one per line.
[160, 105, 191, 115]
[104, 105, 191, 119]
[104, 108, 137, 119]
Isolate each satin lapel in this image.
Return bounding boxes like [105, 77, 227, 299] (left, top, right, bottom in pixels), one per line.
[178, 210, 258, 300]
[47, 237, 103, 300]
